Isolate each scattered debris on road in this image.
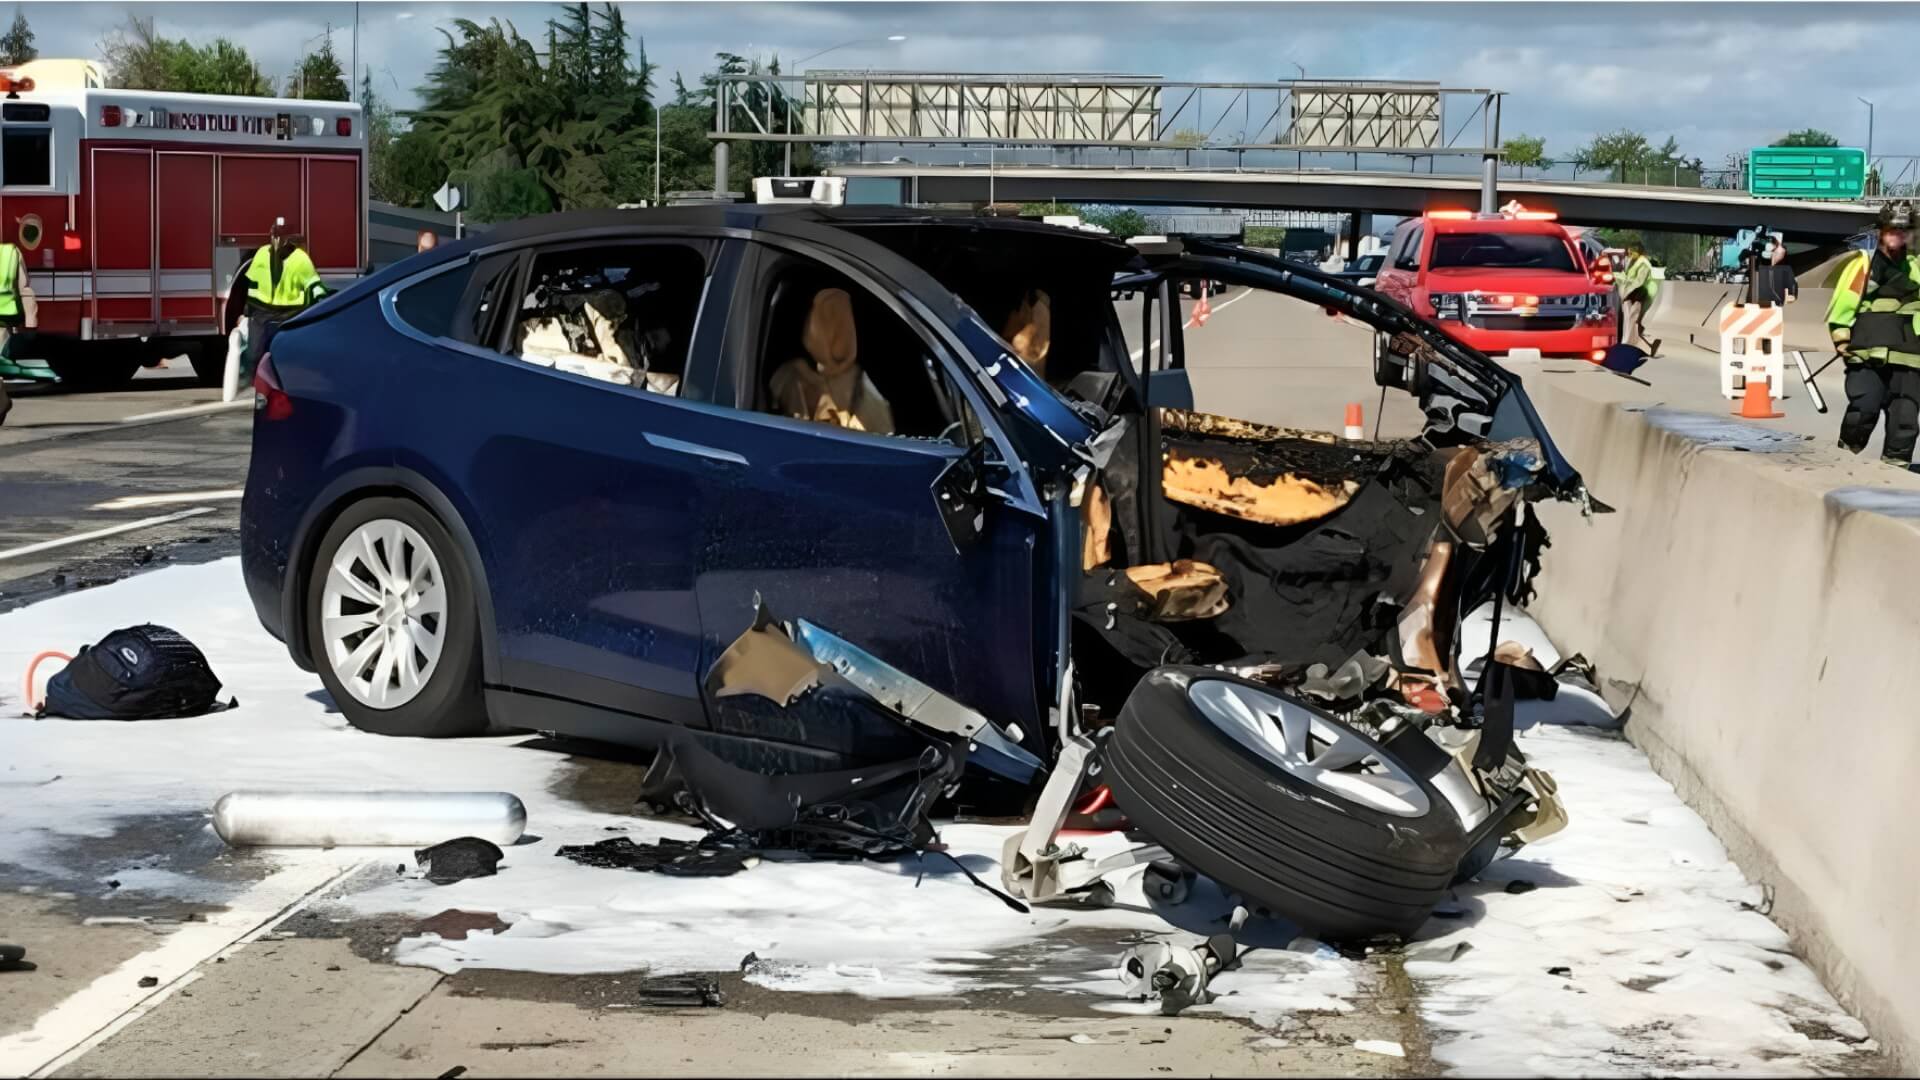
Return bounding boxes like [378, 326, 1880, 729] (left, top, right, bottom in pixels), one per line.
[415, 838, 505, 886]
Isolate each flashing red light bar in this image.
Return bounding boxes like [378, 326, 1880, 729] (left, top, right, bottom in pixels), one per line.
[0, 74, 35, 94]
[1427, 209, 1474, 220]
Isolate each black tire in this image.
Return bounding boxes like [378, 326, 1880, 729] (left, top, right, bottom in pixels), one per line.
[1103, 667, 1467, 940]
[304, 497, 490, 738]
[1372, 331, 1406, 391]
[184, 338, 228, 388]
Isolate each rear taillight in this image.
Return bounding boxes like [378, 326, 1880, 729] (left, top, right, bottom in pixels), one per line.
[253, 352, 292, 421]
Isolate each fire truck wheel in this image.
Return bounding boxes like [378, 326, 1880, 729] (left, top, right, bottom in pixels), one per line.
[46, 353, 141, 392]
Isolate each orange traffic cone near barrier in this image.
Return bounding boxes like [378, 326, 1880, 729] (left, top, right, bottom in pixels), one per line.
[1192, 287, 1212, 327]
[1344, 402, 1365, 439]
[1734, 376, 1784, 420]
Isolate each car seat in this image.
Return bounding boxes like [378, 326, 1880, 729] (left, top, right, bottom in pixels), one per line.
[767, 287, 895, 435]
[1000, 289, 1053, 382]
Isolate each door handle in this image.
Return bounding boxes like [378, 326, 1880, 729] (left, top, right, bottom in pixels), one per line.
[644, 433, 747, 467]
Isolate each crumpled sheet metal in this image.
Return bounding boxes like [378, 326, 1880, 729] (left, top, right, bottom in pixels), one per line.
[1440, 439, 1547, 547]
[704, 598, 1045, 781]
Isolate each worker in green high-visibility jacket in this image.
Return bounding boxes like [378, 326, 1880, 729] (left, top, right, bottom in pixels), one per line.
[0, 237, 38, 427]
[1828, 201, 1920, 467]
[222, 218, 328, 402]
[1617, 242, 1661, 356]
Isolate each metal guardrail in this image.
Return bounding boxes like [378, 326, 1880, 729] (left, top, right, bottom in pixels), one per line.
[713, 74, 1504, 157]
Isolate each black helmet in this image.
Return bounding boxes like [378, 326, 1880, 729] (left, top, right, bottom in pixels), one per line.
[1878, 201, 1914, 230]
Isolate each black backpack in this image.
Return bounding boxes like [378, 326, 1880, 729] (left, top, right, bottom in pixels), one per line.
[38, 624, 232, 720]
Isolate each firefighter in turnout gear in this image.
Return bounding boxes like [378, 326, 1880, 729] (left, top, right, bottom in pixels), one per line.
[1829, 200, 1920, 466]
[221, 218, 327, 403]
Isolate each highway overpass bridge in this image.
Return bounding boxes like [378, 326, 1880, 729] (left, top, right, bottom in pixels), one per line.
[827, 164, 1878, 241]
[708, 71, 1879, 242]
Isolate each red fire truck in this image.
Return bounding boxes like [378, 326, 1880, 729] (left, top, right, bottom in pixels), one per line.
[0, 60, 366, 388]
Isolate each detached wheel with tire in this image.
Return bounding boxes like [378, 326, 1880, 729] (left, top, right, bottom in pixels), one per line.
[1103, 667, 1467, 940]
[305, 497, 490, 737]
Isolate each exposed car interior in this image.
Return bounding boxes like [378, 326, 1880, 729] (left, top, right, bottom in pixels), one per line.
[752, 254, 971, 443]
[509, 243, 706, 395]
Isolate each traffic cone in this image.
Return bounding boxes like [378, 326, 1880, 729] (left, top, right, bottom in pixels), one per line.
[1192, 288, 1212, 326]
[1733, 376, 1784, 419]
[1344, 402, 1365, 439]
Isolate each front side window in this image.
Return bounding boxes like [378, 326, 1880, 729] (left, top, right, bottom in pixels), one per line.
[3, 126, 51, 187]
[1393, 227, 1423, 270]
[741, 248, 978, 446]
[1429, 231, 1578, 272]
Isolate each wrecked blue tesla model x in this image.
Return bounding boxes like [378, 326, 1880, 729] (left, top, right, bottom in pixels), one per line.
[241, 205, 1582, 938]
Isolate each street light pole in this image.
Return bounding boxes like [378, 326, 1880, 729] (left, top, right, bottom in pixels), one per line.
[1858, 97, 1875, 191]
[781, 35, 906, 174]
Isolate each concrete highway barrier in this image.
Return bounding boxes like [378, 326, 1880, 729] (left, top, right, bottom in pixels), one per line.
[1515, 361, 1920, 1071]
[1648, 280, 1837, 354]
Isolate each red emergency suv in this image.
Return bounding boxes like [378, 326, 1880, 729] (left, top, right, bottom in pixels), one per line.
[1374, 206, 1615, 361]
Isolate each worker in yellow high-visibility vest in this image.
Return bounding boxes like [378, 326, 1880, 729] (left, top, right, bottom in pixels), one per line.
[0, 237, 38, 427]
[222, 218, 328, 403]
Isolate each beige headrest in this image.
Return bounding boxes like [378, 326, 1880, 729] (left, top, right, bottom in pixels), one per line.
[802, 288, 858, 377]
[1001, 290, 1052, 377]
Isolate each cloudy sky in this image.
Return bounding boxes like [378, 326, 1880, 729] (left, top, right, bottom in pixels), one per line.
[15, 2, 1911, 164]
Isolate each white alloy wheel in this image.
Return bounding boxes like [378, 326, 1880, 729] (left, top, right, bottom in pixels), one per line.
[1187, 679, 1431, 817]
[319, 518, 448, 709]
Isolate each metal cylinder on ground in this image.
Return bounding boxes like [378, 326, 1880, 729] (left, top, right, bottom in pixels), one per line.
[211, 790, 526, 847]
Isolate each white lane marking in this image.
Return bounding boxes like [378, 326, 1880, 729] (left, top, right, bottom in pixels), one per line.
[0, 507, 217, 562]
[90, 489, 244, 512]
[1128, 286, 1259, 363]
[118, 400, 248, 423]
[2, 859, 365, 1079]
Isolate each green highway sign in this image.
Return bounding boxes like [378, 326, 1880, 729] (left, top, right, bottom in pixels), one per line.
[1747, 146, 1867, 200]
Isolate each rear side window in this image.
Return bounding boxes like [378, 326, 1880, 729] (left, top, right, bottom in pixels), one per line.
[3, 126, 51, 187]
[1430, 231, 1577, 272]
[391, 263, 474, 340]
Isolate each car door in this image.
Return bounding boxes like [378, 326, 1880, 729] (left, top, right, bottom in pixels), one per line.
[1376, 223, 1423, 306]
[384, 234, 741, 733]
[685, 238, 1053, 756]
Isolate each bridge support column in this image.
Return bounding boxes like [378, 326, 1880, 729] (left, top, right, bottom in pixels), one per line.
[1345, 212, 1371, 260]
[714, 141, 729, 198]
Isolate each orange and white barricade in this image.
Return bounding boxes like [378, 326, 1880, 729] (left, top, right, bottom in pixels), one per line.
[1719, 303, 1788, 401]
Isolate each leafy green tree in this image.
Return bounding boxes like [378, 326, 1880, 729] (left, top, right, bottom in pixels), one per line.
[1502, 133, 1547, 174]
[288, 37, 350, 101]
[1772, 128, 1839, 148]
[463, 149, 554, 222]
[0, 9, 36, 66]
[1078, 206, 1150, 239]
[1168, 129, 1207, 148]
[1572, 129, 1702, 186]
[1243, 225, 1287, 248]
[99, 15, 269, 95]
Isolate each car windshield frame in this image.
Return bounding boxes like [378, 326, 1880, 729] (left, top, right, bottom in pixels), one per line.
[1429, 230, 1579, 273]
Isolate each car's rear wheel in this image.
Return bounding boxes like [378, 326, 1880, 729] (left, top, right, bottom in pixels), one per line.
[306, 497, 489, 738]
[1104, 667, 1467, 940]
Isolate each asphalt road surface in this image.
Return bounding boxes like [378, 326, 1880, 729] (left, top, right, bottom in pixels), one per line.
[0, 368, 250, 614]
